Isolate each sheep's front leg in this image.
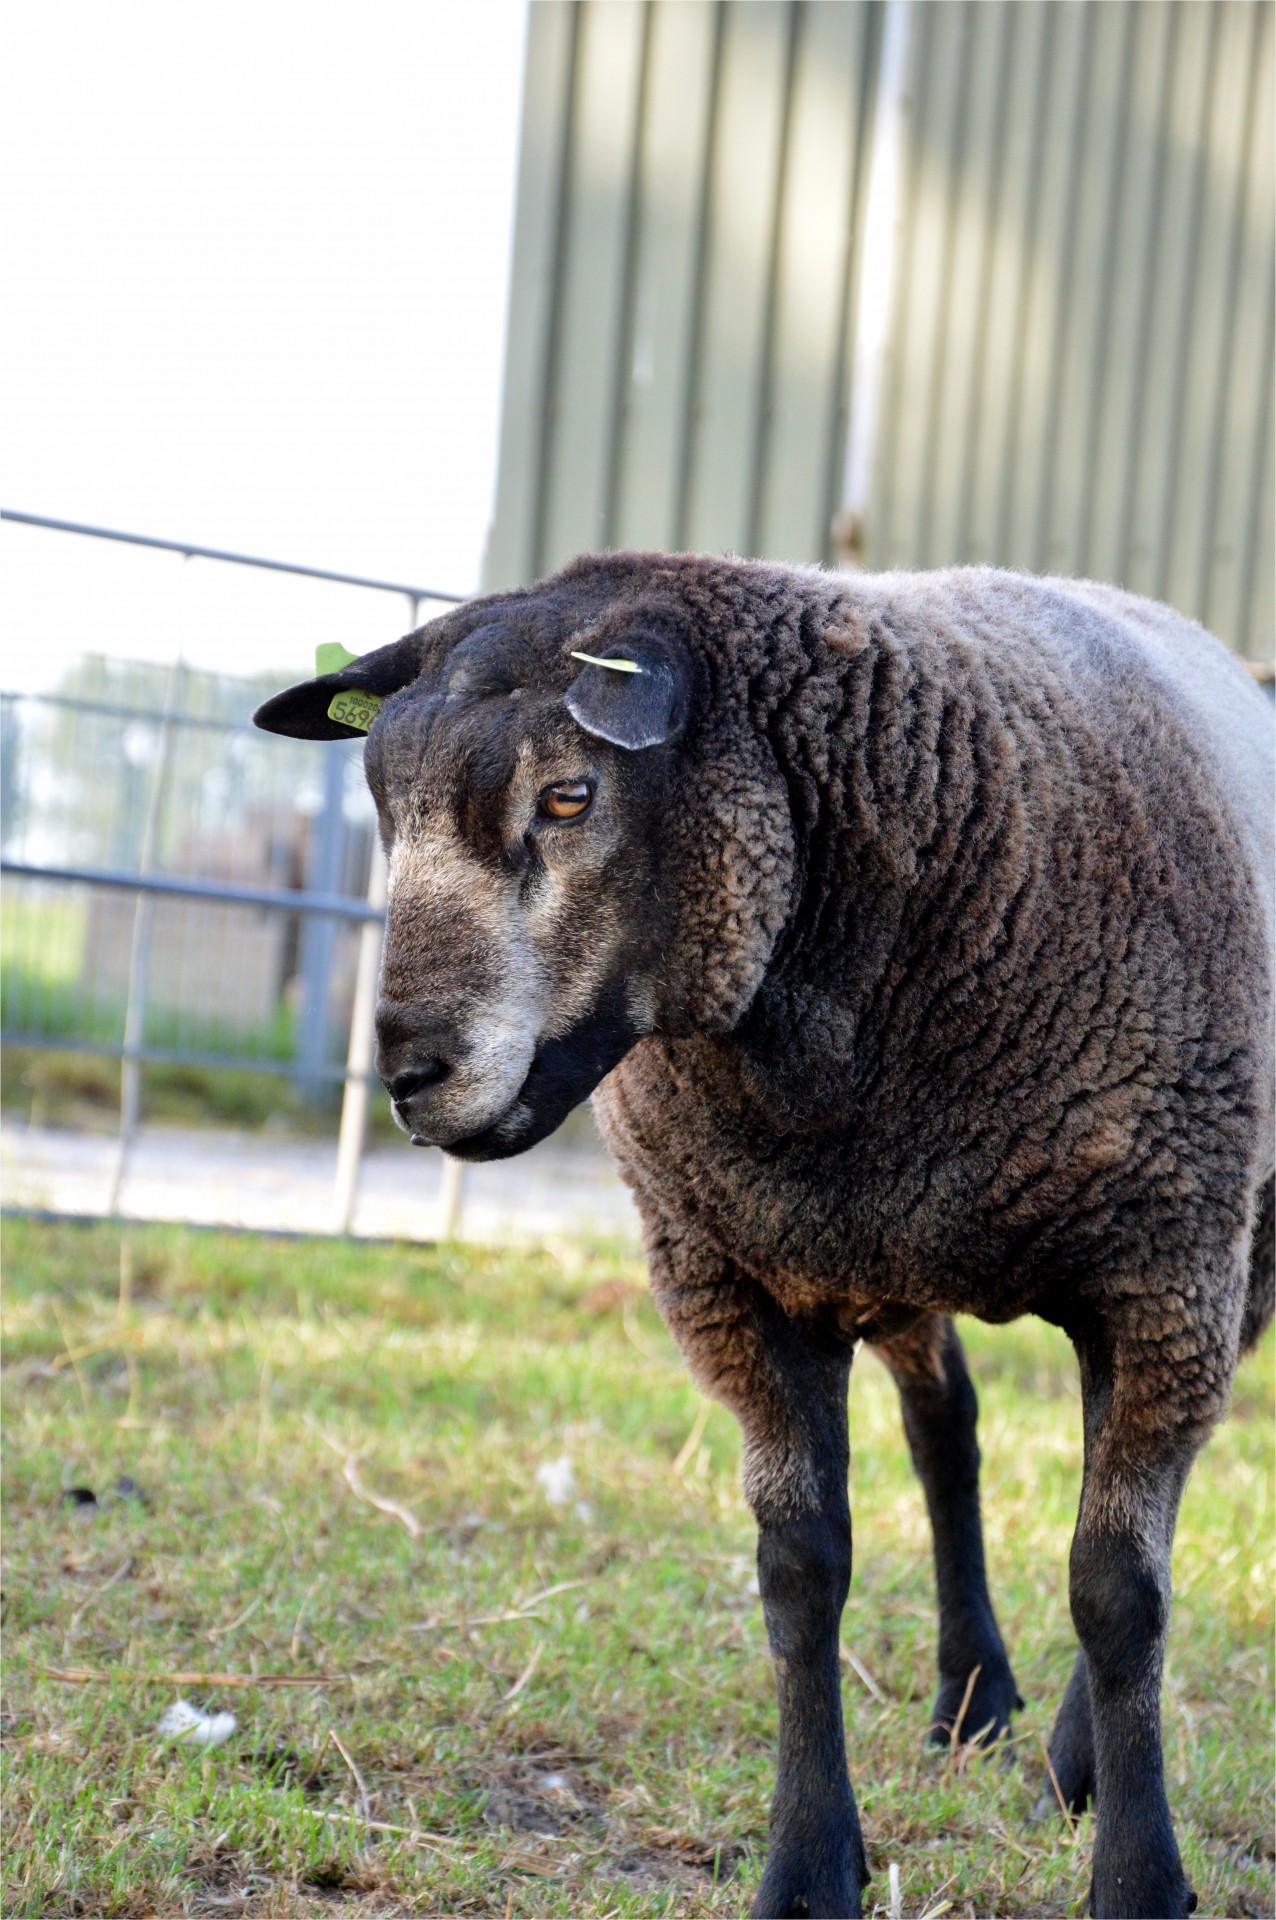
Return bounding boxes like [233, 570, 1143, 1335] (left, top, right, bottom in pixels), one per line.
[752, 1325, 863, 1920]
[871, 1314, 1021, 1746]
[648, 1229, 866, 1919]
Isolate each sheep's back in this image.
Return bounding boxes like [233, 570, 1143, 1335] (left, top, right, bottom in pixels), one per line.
[1044, 575, 1274, 939]
[840, 567, 1274, 1179]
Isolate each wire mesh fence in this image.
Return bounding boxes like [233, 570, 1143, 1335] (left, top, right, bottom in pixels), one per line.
[2, 668, 378, 1094]
[0, 511, 482, 1234]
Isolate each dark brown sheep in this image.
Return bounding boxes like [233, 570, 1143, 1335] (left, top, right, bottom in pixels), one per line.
[256, 552, 1274, 1920]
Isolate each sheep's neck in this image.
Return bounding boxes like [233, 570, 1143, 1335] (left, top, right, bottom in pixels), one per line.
[740, 627, 1067, 1129]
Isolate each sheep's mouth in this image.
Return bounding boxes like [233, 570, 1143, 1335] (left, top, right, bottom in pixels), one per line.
[423, 981, 639, 1163]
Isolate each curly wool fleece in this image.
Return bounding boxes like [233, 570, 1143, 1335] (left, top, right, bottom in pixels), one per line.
[567, 558, 1274, 1388]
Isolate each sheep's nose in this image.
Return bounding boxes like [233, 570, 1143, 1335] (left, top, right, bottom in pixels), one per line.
[386, 1060, 450, 1105]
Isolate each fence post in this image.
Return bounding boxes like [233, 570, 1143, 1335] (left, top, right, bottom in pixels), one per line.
[831, 0, 911, 568]
[107, 659, 186, 1215]
[295, 742, 346, 1100]
[439, 1153, 466, 1239]
[332, 839, 387, 1234]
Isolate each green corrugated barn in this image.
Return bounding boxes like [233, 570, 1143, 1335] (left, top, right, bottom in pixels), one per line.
[485, 0, 1273, 663]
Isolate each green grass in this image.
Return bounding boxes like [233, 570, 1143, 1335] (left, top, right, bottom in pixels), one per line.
[1, 956, 321, 1136]
[2, 1218, 1272, 1919]
[1, 952, 298, 1058]
[0, 897, 88, 987]
[1, 1044, 332, 1137]
[2, 890, 328, 1133]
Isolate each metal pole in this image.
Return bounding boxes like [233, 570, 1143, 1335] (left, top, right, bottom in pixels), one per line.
[399, 588, 466, 1241]
[332, 839, 387, 1234]
[439, 1154, 466, 1240]
[295, 743, 346, 1100]
[0, 859, 386, 918]
[831, 0, 912, 567]
[0, 509, 465, 606]
[108, 659, 186, 1214]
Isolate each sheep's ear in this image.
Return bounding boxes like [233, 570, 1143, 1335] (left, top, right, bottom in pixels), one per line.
[564, 644, 687, 750]
[253, 633, 424, 740]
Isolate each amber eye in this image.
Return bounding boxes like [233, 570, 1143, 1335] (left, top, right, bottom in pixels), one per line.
[538, 779, 593, 821]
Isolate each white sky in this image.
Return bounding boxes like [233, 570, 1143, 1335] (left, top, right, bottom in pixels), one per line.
[2, 0, 528, 695]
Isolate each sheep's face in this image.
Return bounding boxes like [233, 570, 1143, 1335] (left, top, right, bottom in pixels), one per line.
[362, 644, 674, 1159]
[255, 579, 692, 1158]
[254, 553, 797, 1159]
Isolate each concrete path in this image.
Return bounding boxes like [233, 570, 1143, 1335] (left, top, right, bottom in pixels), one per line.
[1, 1119, 641, 1244]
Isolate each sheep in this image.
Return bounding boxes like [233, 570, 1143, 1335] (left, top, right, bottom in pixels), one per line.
[255, 552, 1274, 1920]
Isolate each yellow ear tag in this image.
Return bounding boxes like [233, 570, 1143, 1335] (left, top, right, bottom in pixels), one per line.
[326, 688, 384, 731]
[314, 643, 384, 732]
[569, 650, 643, 674]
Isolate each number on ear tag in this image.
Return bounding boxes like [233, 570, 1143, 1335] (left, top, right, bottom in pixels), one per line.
[313, 643, 382, 730]
[326, 688, 383, 732]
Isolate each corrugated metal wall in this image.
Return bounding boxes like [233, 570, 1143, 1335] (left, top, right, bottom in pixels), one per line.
[486, 0, 1274, 662]
[485, 0, 882, 587]
[871, 0, 1274, 660]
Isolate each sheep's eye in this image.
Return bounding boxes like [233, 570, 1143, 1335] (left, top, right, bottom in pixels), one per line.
[539, 780, 593, 821]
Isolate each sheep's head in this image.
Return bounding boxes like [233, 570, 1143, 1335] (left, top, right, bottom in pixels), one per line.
[254, 554, 796, 1159]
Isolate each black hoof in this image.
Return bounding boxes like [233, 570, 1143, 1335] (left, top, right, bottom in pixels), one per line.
[1088, 1869, 1196, 1917]
[751, 1868, 862, 1919]
[927, 1662, 1022, 1749]
[751, 1818, 867, 1919]
[1032, 1748, 1094, 1822]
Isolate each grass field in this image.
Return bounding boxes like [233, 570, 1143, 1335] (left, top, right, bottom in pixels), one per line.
[3, 1217, 1272, 1919]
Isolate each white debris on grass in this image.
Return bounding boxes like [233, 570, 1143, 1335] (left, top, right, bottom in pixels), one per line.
[534, 1456, 575, 1508]
[157, 1699, 237, 1748]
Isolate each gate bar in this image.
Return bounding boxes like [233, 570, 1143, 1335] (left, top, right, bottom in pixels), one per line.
[1, 509, 466, 607]
[1, 860, 385, 922]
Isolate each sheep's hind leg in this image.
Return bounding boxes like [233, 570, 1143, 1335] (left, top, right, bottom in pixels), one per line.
[1057, 1312, 1221, 1920]
[647, 1233, 866, 1918]
[1038, 1189, 1270, 1850]
[871, 1314, 1022, 1747]
[1037, 1649, 1095, 1815]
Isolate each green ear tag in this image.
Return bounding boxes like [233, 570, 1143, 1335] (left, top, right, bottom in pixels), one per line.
[315, 642, 362, 676]
[314, 643, 383, 732]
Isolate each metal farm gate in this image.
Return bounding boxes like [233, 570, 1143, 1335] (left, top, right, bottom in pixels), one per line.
[0, 512, 464, 1231]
